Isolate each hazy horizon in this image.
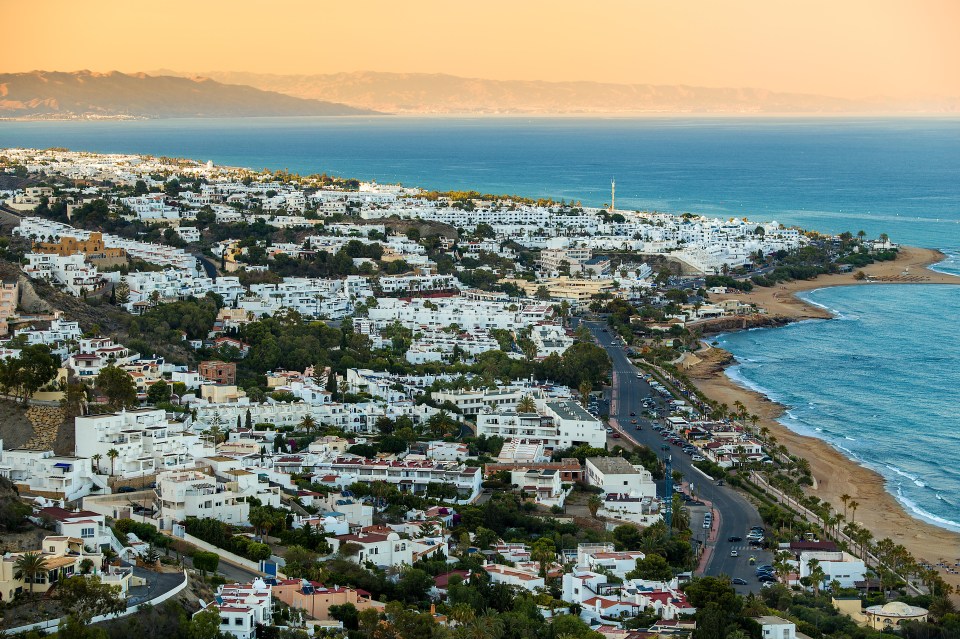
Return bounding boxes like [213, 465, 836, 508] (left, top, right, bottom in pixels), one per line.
[5, 1, 959, 102]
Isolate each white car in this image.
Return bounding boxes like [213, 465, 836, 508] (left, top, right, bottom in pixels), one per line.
[730, 550, 739, 557]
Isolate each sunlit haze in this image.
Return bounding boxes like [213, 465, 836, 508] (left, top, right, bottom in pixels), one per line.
[5, 0, 959, 99]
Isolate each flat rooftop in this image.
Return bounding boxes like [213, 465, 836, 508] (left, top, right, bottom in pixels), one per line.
[545, 399, 597, 423]
[587, 457, 640, 475]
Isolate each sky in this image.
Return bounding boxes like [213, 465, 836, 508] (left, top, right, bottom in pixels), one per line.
[4, 0, 958, 99]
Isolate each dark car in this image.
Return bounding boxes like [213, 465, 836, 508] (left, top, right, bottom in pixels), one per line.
[732, 578, 748, 585]
[117, 486, 137, 493]
[630, 412, 636, 416]
[727, 536, 742, 542]
[758, 575, 778, 583]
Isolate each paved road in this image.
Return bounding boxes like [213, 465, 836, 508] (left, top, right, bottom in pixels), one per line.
[126, 566, 187, 605]
[585, 320, 773, 593]
[192, 251, 219, 279]
[181, 552, 264, 583]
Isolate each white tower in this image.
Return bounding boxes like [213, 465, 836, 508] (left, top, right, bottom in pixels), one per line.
[611, 178, 616, 212]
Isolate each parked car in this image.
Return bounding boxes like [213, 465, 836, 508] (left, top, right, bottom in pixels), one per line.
[732, 578, 748, 585]
[727, 536, 743, 542]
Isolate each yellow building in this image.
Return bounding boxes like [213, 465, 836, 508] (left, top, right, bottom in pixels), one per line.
[863, 602, 928, 630]
[0, 536, 103, 601]
[200, 384, 247, 404]
[34, 232, 127, 267]
[504, 277, 614, 304]
[0, 280, 18, 336]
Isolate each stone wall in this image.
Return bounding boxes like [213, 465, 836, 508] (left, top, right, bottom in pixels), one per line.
[23, 405, 65, 449]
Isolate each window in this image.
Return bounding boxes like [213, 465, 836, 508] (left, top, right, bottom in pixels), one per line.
[221, 617, 229, 625]
[81, 527, 95, 538]
[235, 618, 244, 626]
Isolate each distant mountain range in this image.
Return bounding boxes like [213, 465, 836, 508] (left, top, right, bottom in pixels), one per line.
[157, 70, 960, 115]
[0, 71, 376, 119]
[3, 70, 956, 118]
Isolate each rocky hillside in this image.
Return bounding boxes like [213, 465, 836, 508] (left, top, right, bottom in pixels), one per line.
[0, 70, 379, 118]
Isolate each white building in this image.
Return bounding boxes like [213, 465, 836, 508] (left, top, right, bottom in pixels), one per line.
[312, 456, 482, 503]
[425, 441, 469, 462]
[576, 543, 646, 580]
[157, 468, 250, 526]
[0, 447, 106, 501]
[37, 506, 119, 553]
[798, 550, 866, 590]
[74, 408, 211, 478]
[484, 564, 545, 592]
[476, 398, 607, 450]
[755, 616, 797, 639]
[510, 468, 567, 507]
[23, 252, 102, 296]
[328, 528, 414, 569]
[198, 579, 274, 639]
[585, 457, 657, 499]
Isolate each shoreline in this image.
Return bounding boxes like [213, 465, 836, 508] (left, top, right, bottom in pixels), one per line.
[686, 245, 960, 590]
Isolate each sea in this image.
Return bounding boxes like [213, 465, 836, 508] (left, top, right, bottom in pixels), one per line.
[2, 116, 959, 530]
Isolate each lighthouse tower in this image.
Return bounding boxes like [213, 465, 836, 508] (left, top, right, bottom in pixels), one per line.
[611, 178, 616, 212]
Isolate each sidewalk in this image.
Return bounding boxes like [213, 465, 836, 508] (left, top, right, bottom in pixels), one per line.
[694, 496, 721, 574]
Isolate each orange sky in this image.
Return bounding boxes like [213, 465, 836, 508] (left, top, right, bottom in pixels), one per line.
[4, 0, 958, 99]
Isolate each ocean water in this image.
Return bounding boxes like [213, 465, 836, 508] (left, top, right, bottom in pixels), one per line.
[717, 284, 960, 532]
[2, 116, 960, 247]
[2, 116, 960, 529]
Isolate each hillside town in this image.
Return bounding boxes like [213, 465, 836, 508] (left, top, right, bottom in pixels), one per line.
[0, 148, 938, 639]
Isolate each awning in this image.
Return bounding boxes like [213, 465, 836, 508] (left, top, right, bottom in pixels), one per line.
[53, 463, 72, 470]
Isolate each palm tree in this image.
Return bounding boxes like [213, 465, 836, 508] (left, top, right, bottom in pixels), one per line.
[14, 552, 48, 594]
[807, 558, 826, 596]
[449, 603, 476, 626]
[848, 500, 859, 524]
[92, 453, 102, 474]
[587, 495, 603, 518]
[839, 493, 851, 520]
[578, 381, 592, 407]
[107, 448, 119, 476]
[300, 415, 317, 434]
[517, 395, 537, 414]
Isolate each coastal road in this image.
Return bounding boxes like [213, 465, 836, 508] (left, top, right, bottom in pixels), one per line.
[585, 320, 772, 593]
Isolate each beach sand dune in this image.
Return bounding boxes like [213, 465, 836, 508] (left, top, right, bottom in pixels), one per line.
[687, 246, 960, 591]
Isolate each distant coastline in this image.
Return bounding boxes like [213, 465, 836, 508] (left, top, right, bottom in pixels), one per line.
[685, 246, 960, 590]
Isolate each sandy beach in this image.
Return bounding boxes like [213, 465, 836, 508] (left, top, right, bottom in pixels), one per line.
[686, 246, 960, 590]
